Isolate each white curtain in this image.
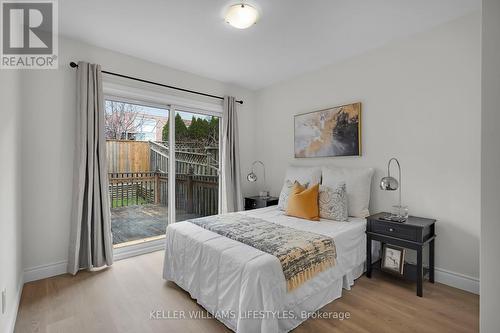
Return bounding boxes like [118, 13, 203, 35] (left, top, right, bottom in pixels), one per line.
[221, 96, 243, 213]
[68, 61, 113, 275]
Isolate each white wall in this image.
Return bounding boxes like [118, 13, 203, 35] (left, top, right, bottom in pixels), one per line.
[21, 37, 256, 276]
[0, 71, 23, 332]
[254, 13, 481, 288]
[481, 0, 500, 330]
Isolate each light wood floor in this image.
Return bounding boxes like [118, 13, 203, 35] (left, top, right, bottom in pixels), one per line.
[15, 251, 479, 333]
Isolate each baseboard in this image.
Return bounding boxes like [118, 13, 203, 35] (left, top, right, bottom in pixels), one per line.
[113, 239, 165, 261]
[435, 267, 479, 294]
[21, 240, 166, 284]
[23, 260, 68, 283]
[6, 277, 23, 333]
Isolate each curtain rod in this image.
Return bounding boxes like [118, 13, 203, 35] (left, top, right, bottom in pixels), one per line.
[69, 62, 243, 105]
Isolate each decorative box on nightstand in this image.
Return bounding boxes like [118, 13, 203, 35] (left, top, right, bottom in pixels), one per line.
[244, 196, 279, 211]
[366, 212, 436, 297]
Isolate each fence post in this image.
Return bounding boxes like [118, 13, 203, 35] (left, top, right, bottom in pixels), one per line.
[155, 170, 160, 204]
[186, 166, 194, 214]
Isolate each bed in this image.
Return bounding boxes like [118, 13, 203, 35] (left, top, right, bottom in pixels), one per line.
[163, 205, 378, 333]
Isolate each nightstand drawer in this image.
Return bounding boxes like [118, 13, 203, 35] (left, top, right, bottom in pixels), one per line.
[371, 221, 418, 241]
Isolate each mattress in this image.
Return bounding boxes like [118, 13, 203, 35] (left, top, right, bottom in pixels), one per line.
[163, 206, 375, 333]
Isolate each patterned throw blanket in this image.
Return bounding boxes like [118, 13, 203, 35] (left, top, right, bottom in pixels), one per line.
[189, 213, 337, 291]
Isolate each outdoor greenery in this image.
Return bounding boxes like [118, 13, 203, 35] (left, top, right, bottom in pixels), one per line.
[162, 114, 219, 143]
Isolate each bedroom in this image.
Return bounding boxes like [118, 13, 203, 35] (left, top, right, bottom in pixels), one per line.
[0, 0, 498, 332]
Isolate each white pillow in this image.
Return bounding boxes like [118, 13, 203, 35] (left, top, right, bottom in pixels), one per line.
[283, 165, 321, 185]
[321, 166, 374, 218]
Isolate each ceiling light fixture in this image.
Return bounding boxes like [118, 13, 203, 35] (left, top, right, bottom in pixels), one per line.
[225, 3, 259, 29]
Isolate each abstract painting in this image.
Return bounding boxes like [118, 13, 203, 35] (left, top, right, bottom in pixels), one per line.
[294, 102, 361, 158]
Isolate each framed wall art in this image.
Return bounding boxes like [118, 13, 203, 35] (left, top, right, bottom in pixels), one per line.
[294, 102, 361, 158]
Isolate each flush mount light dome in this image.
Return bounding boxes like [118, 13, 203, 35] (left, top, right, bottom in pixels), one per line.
[225, 3, 259, 29]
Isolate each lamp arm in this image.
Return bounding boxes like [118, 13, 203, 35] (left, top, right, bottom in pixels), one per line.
[251, 160, 267, 189]
[387, 158, 402, 208]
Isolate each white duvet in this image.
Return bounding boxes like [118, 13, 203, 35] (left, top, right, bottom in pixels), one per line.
[163, 206, 373, 333]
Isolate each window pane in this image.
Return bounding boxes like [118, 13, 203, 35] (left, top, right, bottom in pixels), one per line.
[174, 110, 219, 222]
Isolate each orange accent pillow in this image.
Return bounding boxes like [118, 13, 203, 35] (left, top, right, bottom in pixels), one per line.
[285, 182, 320, 221]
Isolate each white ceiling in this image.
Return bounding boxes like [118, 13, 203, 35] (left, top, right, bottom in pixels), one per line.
[60, 0, 479, 90]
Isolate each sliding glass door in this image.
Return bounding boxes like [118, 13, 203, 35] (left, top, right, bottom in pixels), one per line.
[174, 109, 220, 223]
[104, 97, 220, 248]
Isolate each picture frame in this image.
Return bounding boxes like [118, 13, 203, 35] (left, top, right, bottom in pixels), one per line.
[294, 102, 361, 158]
[381, 244, 406, 276]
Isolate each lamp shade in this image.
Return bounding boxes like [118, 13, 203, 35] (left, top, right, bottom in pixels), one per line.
[247, 171, 257, 182]
[380, 176, 399, 191]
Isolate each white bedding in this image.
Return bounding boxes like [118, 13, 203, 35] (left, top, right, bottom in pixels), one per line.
[163, 206, 376, 333]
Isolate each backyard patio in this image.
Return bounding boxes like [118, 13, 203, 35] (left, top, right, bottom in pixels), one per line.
[110, 204, 201, 245]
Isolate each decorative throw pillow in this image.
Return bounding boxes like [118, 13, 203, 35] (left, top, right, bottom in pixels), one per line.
[286, 183, 320, 221]
[319, 184, 348, 222]
[278, 180, 308, 211]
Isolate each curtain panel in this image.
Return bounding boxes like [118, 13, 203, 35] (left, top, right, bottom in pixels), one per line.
[68, 62, 113, 275]
[221, 96, 243, 213]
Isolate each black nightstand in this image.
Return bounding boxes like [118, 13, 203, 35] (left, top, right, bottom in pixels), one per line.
[244, 196, 279, 210]
[366, 212, 436, 297]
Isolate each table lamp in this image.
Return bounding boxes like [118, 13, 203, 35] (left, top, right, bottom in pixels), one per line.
[247, 160, 269, 197]
[380, 157, 408, 222]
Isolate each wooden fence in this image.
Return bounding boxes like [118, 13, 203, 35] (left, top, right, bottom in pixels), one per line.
[106, 140, 150, 173]
[108, 170, 218, 217]
[149, 141, 218, 176]
[175, 173, 219, 216]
